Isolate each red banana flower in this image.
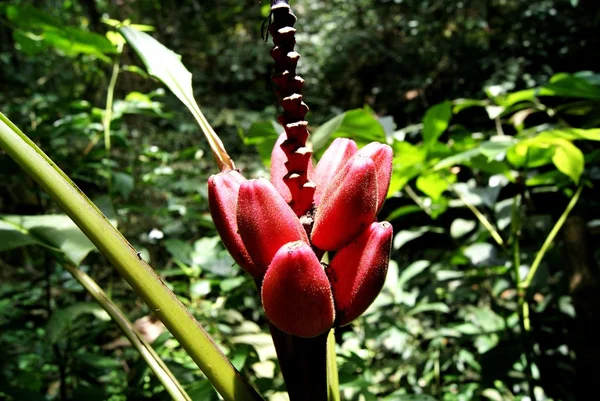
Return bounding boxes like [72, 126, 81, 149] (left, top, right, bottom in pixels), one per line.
[208, 138, 394, 338]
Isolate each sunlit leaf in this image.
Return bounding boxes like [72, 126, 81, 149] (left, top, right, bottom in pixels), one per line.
[6, 5, 116, 60]
[416, 171, 456, 201]
[311, 108, 386, 153]
[539, 72, 600, 100]
[552, 140, 584, 183]
[119, 26, 233, 169]
[0, 214, 99, 265]
[422, 101, 452, 146]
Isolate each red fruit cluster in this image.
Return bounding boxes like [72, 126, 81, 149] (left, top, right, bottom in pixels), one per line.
[208, 139, 393, 338]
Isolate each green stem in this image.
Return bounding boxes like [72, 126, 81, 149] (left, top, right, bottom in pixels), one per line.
[451, 186, 504, 247]
[510, 196, 536, 401]
[103, 42, 124, 155]
[0, 112, 262, 401]
[520, 184, 583, 292]
[326, 329, 340, 401]
[62, 263, 192, 401]
[102, 42, 124, 193]
[404, 185, 432, 216]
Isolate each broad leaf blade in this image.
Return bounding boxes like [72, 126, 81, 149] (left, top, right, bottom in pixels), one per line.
[422, 101, 452, 146]
[119, 26, 233, 170]
[311, 108, 386, 153]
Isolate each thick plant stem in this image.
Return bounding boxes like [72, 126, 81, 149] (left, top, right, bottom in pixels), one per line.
[326, 329, 340, 401]
[268, 323, 328, 401]
[254, 278, 328, 401]
[0, 112, 262, 401]
[62, 263, 192, 401]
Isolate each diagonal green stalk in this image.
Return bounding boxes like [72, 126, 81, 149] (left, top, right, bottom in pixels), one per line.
[510, 196, 537, 401]
[326, 329, 340, 401]
[520, 184, 583, 293]
[61, 263, 192, 401]
[103, 42, 124, 155]
[0, 112, 262, 401]
[451, 186, 505, 247]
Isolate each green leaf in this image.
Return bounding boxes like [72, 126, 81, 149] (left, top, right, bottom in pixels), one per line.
[539, 72, 600, 100]
[119, 26, 233, 169]
[0, 214, 102, 265]
[384, 205, 422, 222]
[397, 260, 431, 288]
[393, 228, 433, 250]
[450, 218, 477, 238]
[311, 108, 387, 153]
[416, 171, 456, 201]
[552, 140, 584, 183]
[433, 137, 516, 171]
[549, 128, 600, 141]
[186, 380, 219, 401]
[507, 133, 584, 183]
[243, 120, 282, 166]
[0, 218, 40, 250]
[452, 98, 488, 114]
[46, 303, 110, 344]
[433, 148, 480, 170]
[422, 101, 452, 146]
[388, 142, 427, 195]
[6, 5, 116, 60]
[493, 89, 537, 107]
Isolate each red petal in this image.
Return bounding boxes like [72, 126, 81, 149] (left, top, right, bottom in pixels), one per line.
[357, 142, 393, 213]
[311, 155, 378, 251]
[237, 178, 309, 275]
[208, 170, 260, 277]
[262, 241, 335, 337]
[328, 221, 392, 326]
[313, 138, 358, 206]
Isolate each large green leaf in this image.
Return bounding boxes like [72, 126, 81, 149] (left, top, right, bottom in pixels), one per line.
[5, 5, 116, 59]
[388, 142, 427, 195]
[552, 140, 584, 184]
[507, 133, 584, 183]
[119, 26, 233, 169]
[539, 72, 600, 100]
[0, 196, 116, 265]
[311, 108, 387, 153]
[0, 215, 97, 265]
[422, 101, 452, 146]
[416, 171, 456, 201]
[433, 137, 516, 171]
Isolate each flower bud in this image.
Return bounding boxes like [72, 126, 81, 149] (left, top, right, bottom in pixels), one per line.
[311, 155, 378, 251]
[313, 138, 358, 206]
[357, 142, 393, 213]
[261, 241, 335, 337]
[208, 170, 260, 277]
[237, 178, 309, 275]
[327, 221, 393, 326]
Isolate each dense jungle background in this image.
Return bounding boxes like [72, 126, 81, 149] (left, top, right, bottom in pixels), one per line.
[2, 0, 600, 400]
